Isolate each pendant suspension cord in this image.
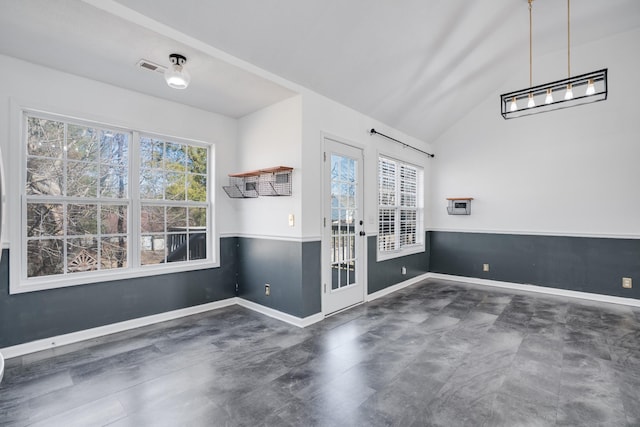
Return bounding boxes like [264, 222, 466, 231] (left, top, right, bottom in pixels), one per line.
[369, 129, 435, 158]
[529, 0, 533, 88]
[567, 0, 571, 78]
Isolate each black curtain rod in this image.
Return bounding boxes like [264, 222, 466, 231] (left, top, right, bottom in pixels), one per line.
[369, 129, 435, 158]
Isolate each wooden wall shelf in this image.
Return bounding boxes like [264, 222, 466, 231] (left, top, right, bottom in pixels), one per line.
[228, 166, 293, 178]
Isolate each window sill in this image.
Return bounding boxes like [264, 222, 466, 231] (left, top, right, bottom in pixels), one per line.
[376, 244, 425, 262]
[9, 259, 220, 295]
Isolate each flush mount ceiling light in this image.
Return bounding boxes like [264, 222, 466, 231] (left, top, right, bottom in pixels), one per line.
[501, 0, 607, 119]
[164, 53, 191, 90]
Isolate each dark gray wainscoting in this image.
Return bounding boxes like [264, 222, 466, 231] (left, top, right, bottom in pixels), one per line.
[0, 238, 238, 348]
[367, 233, 430, 294]
[429, 231, 640, 300]
[237, 238, 321, 318]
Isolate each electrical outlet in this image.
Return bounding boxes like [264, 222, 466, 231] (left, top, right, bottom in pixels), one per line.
[622, 277, 632, 289]
[265, 284, 271, 296]
[483, 263, 490, 272]
[401, 266, 407, 275]
[288, 214, 295, 227]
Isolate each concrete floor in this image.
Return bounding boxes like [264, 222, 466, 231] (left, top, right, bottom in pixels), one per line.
[1, 278, 639, 426]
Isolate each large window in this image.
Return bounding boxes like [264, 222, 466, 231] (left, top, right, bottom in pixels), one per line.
[16, 111, 213, 292]
[378, 156, 424, 259]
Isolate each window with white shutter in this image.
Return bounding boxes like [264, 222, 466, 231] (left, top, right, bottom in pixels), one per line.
[377, 156, 424, 260]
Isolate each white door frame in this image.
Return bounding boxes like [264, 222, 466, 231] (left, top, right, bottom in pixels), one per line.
[321, 134, 367, 315]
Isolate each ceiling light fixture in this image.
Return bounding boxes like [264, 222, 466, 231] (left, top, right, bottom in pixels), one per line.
[165, 53, 191, 90]
[500, 0, 607, 119]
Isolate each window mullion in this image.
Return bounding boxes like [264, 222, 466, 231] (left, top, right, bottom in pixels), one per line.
[130, 130, 141, 268]
[395, 163, 401, 250]
[63, 123, 69, 274]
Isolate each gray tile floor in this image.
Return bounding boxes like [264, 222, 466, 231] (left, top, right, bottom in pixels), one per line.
[2, 278, 640, 426]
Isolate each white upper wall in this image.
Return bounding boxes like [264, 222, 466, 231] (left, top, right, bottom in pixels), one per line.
[0, 54, 239, 246]
[235, 96, 303, 239]
[430, 28, 640, 237]
[301, 92, 434, 239]
[0, 53, 434, 247]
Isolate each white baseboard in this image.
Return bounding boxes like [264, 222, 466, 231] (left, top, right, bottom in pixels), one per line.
[427, 273, 640, 308]
[366, 273, 431, 302]
[236, 298, 324, 328]
[0, 298, 237, 359]
[1, 296, 326, 359]
[5, 272, 637, 360]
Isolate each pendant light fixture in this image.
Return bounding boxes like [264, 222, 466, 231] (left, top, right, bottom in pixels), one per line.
[500, 0, 607, 119]
[164, 53, 191, 90]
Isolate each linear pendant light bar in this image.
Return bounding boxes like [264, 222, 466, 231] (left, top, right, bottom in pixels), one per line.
[500, 0, 607, 119]
[501, 69, 607, 119]
[369, 129, 435, 158]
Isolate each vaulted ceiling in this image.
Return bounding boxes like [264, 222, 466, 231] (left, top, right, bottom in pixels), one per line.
[1, 0, 639, 144]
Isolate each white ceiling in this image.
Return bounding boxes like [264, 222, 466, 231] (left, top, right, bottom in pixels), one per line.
[0, 0, 297, 118]
[1, 0, 639, 143]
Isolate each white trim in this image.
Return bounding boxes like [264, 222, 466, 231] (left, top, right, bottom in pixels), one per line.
[427, 273, 640, 308]
[236, 298, 324, 328]
[1, 297, 327, 359]
[427, 228, 640, 240]
[366, 273, 431, 302]
[233, 233, 321, 243]
[377, 244, 426, 262]
[5, 271, 639, 359]
[11, 261, 220, 294]
[218, 232, 236, 238]
[0, 298, 237, 359]
[320, 131, 366, 150]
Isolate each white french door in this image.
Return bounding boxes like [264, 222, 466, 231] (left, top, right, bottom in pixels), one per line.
[322, 137, 365, 315]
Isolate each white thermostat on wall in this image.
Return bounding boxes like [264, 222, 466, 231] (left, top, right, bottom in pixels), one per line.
[446, 198, 473, 215]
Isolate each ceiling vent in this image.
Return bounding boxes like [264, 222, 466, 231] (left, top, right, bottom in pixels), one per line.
[137, 59, 166, 74]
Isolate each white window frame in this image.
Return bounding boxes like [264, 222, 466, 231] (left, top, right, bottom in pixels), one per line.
[9, 106, 217, 294]
[377, 154, 425, 262]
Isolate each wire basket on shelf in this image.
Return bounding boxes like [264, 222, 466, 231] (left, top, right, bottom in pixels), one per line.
[223, 166, 292, 198]
[223, 176, 259, 198]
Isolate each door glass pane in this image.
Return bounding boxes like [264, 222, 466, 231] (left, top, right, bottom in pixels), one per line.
[330, 153, 357, 291]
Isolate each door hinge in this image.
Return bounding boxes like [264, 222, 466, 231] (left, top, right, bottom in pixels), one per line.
[324, 283, 327, 293]
[323, 217, 326, 227]
[323, 152, 327, 162]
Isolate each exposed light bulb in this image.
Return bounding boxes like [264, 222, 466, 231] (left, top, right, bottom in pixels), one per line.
[564, 85, 574, 100]
[510, 97, 518, 112]
[585, 79, 595, 96]
[545, 89, 554, 104]
[527, 93, 535, 108]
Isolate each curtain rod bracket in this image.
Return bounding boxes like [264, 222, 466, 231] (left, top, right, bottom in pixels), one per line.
[369, 129, 434, 158]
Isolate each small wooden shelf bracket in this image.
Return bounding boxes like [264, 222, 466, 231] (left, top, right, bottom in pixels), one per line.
[446, 197, 473, 215]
